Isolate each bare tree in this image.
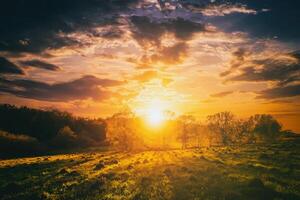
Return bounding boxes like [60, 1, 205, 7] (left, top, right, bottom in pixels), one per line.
[177, 115, 196, 149]
[207, 112, 236, 145]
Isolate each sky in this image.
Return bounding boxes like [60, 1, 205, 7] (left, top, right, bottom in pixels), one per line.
[0, 0, 300, 132]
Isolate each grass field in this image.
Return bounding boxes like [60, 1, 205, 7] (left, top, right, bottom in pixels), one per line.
[1, 140, 299, 200]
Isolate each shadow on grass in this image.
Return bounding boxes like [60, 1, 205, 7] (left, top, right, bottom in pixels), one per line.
[0, 159, 84, 200]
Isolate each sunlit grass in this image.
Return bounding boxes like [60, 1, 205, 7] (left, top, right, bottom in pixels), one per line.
[0, 141, 299, 200]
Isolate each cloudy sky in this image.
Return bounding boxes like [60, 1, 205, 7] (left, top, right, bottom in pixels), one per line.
[0, 0, 300, 131]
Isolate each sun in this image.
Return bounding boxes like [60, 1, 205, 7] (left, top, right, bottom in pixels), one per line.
[143, 98, 167, 127]
[147, 108, 164, 126]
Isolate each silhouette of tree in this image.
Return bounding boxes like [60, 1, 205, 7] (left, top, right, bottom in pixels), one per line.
[177, 115, 196, 149]
[106, 111, 140, 151]
[0, 104, 106, 152]
[249, 114, 282, 142]
[207, 112, 236, 145]
[50, 126, 77, 149]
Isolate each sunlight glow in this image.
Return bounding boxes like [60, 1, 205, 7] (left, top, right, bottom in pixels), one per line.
[143, 98, 168, 127]
[147, 108, 164, 126]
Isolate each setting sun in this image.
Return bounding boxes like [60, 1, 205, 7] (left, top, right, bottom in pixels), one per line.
[130, 80, 181, 128]
[138, 97, 168, 127]
[147, 108, 164, 126]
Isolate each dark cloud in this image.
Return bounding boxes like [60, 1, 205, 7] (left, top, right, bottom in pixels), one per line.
[129, 13, 194, 67]
[208, 0, 300, 42]
[292, 50, 300, 60]
[0, 75, 123, 102]
[0, 0, 138, 54]
[100, 27, 125, 39]
[224, 50, 300, 87]
[129, 42, 188, 68]
[210, 91, 234, 98]
[151, 42, 188, 65]
[134, 0, 300, 45]
[257, 84, 300, 99]
[0, 57, 24, 75]
[223, 50, 300, 99]
[19, 59, 60, 71]
[228, 64, 300, 86]
[130, 16, 205, 47]
[2, 0, 298, 56]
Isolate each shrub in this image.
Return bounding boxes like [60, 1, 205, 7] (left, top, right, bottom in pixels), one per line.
[0, 130, 43, 158]
[249, 114, 282, 142]
[49, 126, 78, 149]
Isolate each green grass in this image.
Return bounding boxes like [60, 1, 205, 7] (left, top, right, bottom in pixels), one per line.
[0, 140, 299, 200]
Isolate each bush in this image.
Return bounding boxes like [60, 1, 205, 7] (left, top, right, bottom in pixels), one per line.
[249, 114, 282, 142]
[0, 131, 44, 158]
[49, 126, 78, 149]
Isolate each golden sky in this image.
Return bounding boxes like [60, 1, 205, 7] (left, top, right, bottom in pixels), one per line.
[0, 0, 299, 132]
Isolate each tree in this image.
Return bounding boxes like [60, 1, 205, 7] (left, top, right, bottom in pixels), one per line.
[0, 104, 106, 150]
[249, 114, 282, 142]
[50, 126, 78, 148]
[177, 115, 196, 149]
[106, 111, 140, 151]
[194, 124, 214, 147]
[207, 112, 236, 145]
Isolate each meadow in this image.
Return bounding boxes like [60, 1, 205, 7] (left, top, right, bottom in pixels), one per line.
[1, 1, 300, 199]
[1, 139, 299, 200]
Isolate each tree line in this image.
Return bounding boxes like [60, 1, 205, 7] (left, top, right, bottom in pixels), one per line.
[106, 111, 296, 150]
[177, 112, 285, 149]
[0, 104, 297, 157]
[0, 104, 106, 158]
